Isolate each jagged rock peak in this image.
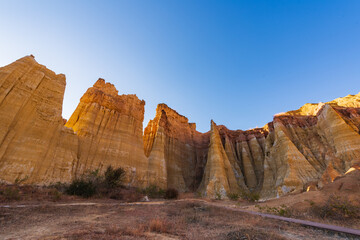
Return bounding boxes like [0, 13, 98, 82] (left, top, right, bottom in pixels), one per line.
[156, 103, 189, 124]
[13, 55, 65, 81]
[93, 78, 119, 96]
[79, 79, 145, 122]
[286, 92, 360, 116]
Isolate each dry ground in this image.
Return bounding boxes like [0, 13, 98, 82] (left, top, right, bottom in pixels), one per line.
[0, 199, 357, 240]
[0, 169, 359, 239]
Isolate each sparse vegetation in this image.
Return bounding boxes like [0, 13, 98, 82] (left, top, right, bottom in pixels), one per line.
[49, 188, 62, 201]
[310, 194, 359, 220]
[1, 186, 21, 201]
[227, 192, 239, 201]
[66, 178, 97, 198]
[240, 190, 260, 202]
[256, 204, 292, 217]
[65, 166, 126, 198]
[215, 191, 222, 200]
[140, 185, 165, 198]
[14, 175, 29, 185]
[104, 166, 125, 188]
[164, 188, 179, 199]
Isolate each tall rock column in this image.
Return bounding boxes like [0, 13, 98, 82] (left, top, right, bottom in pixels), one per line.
[144, 104, 201, 191]
[65, 79, 149, 187]
[198, 121, 241, 198]
[0, 56, 78, 184]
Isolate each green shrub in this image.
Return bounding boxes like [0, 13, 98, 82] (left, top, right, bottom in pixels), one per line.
[141, 185, 165, 198]
[240, 190, 260, 202]
[227, 192, 239, 201]
[104, 166, 125, 189]
[164, 188, 179, 199]
[65, 165, 126, 198]
[66, 179, 97, 198]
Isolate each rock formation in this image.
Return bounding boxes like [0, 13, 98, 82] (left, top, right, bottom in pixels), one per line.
[0, 56, 359, 200]
[0, 56, 78, 184]
[65, 79, 149, 186]
[143, 104, 209, 191]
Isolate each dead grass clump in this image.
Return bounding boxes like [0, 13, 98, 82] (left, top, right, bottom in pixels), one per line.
[224, 228, 287, 240]
[310, 194, 359, 220]
[149, 218, 170, 233]
[117, 225, 147, 237]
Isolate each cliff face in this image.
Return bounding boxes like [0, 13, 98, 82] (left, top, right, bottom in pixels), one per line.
[0, 56, 78, 184]
[0, 56, 359, 200]
[65, 79, 149, 186]
[143, 104, 209, 191]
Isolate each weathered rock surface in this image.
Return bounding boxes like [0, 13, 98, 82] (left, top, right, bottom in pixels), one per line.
[65, 79, 149, 186]
[0, 56, 78, 184]
[0, 56, 359, 200]
[143, 104, 209, 191]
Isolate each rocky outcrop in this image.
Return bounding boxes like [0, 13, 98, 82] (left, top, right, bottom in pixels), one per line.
[0, 56, 78, 184]
[65, 79, 149, 186]
[143, 104, 209, 191]
[198, 121, 241, 198]
[0, 56, 359, 200]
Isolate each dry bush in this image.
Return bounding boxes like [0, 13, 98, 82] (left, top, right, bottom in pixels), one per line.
[48, 188, 62, 201]
[311, 194, 359, 220]
[148, 218, 170, 233]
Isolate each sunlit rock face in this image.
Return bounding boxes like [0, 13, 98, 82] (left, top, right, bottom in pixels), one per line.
[261, 103, 360, 198]
[0, 56, 78, 184]
[143, 103, 210, 191]
[65, 79, 149, 187]
[0, 56, 359, 199]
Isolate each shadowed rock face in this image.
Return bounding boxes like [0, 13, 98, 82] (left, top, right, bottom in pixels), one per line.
[0, 56, 360, 199]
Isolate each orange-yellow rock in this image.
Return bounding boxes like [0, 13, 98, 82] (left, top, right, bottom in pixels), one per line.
[0, 56, 78, 184]
[65, 79, 149, 186]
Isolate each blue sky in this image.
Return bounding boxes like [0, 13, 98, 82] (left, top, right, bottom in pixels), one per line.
[0, 1, 360, 132]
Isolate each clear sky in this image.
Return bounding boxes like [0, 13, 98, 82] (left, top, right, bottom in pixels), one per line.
[1, 1, 360, 132]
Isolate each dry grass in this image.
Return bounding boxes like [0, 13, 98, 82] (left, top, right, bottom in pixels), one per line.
[148, 218, 170, 233]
